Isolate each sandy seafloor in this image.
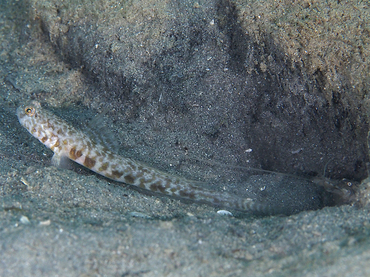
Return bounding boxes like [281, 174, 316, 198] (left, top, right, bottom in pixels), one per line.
[1, 1, 370, 276]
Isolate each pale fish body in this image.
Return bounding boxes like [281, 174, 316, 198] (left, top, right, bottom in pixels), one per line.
[17, 101, 261, 212]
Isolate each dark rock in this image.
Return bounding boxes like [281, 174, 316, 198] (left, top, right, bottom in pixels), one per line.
[29, 0, 369, 212]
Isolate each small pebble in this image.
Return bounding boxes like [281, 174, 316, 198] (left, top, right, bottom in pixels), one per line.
[39, 219, 51, 226]
[217, 210, 233, 216]
[20, 215, 30, 224]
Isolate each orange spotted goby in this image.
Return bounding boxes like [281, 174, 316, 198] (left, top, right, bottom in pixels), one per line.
[17, 101, 266, 213]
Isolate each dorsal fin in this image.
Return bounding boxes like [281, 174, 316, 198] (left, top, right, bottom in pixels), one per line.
[83, 112, 120, 152]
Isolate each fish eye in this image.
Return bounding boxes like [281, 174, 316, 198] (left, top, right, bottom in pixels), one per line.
[25, 106, 36, 116]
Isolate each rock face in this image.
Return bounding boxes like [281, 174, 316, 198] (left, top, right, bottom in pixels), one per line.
[31, 0, 369, 184]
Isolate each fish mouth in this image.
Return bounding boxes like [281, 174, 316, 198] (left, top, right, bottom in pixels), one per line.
[16, 105, 25, 121]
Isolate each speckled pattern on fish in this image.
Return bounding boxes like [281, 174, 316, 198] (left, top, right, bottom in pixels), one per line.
[17, 101, 264, 213]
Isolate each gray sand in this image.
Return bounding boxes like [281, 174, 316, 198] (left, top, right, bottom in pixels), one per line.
[1, 0, 370, 276]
